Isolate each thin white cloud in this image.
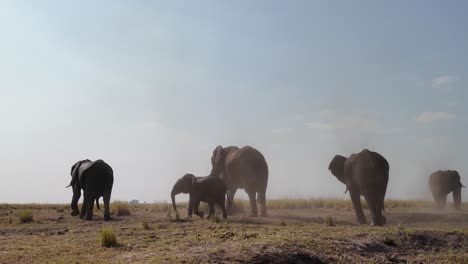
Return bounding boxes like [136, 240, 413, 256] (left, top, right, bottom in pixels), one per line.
[416, 112, 455, 124]
[431, 75, 459, 89]
[307, 110, 377, 133]
[272, 127, 293, 134]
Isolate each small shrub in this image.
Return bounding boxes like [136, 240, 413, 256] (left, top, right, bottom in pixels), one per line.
[325, 216, 336, 227]
[142, 221, 152, 230]
[111, 201, 130, 216]
[210, 214, 221, 223]
[18, 210, 34, 223]
[99, 227, 118, 247]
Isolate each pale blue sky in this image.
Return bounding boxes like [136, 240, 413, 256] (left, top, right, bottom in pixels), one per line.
[0, 1, 467, 203]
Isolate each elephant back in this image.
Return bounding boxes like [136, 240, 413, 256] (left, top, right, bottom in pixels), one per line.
[226, 146, 268, 189]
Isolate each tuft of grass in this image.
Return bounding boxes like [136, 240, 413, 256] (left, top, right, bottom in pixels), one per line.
[56, 208, 65, 213]
[142, 221, 152, 230]
[99, 227, 118, 248]
[325, 216, 336, 227]
[8, 214, 13, 224]
[210, 214, 221, 223]
[111, 201, 131, 216]
[175, 211, 180, 220]
[18, 210, 34, 223]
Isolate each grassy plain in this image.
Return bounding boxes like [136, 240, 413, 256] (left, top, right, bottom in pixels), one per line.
[0, 199, 467, 263]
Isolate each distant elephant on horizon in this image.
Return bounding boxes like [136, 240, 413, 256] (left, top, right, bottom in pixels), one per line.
[429, 170, 465, 210]
[210, 145, 269, 217]
[67, 159, 114, 221]
[328, 149, 389, 226]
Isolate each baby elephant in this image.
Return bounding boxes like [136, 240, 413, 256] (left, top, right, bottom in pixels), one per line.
[171, 174, 227, 219]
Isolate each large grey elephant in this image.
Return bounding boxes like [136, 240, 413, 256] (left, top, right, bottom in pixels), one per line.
[328, 149, 389, 226]
[171, 173, 227, 219]
[67, 159, 114, 221]
[429, 170, 465, 210]
[210, 145, 269, 217]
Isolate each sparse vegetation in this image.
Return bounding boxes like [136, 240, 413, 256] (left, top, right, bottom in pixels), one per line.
[17, 210, 34, 223]
[111, 201, 130, 216]
[0, 200, 467, 263]
[99, 227, 118, 247]
[8, 214, 13, 224]
[210, 214, 221, 223]
[325, 216, 336, 227]
[142, 221, 151, 230]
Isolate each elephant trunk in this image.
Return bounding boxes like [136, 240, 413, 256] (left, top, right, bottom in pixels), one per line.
[171, 189, 179, 213]
[453, 188, 462, 210]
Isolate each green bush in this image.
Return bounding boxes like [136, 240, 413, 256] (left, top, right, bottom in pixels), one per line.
[18, 210, 34, 223]
[99, 227, 118, 247]
[111, 201, 130, 216]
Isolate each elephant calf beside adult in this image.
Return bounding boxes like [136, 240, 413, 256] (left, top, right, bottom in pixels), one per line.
[67, 159, 114, 221]
[328, 149, 389, 226]
[429, 170, 465, 210]
[210, 145, 269, 217]
[171, 173, 227, 219]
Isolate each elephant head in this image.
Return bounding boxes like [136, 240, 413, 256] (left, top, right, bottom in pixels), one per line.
[328, 155, 347, 185]
[171, 174, 195, 213]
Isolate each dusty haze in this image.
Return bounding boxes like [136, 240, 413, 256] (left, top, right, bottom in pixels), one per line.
[0, 1, 467, 203]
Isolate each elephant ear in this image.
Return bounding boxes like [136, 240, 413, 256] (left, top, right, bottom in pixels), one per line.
[328, 155, 347, 184]
[67, 161, 82, 188]
[183, 173, 195, 193]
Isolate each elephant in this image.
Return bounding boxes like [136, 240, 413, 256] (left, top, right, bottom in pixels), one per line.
[328, 149, 389, 226]
[171, 173, 227, 219]
[429, 170, 465, 210]
[67, 159, 114, 221]
[210, 145, 269, 217]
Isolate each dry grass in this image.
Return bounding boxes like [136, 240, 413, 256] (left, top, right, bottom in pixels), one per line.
[17, 210, 34, 223]
[0, 201, 467, 263]
[110, 201, 131, 216]
[99, 227, 118, 247]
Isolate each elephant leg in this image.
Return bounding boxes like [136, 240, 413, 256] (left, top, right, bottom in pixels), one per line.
[208, 202, 215, 219]
[258, 191, 267, 217]
[187, 197, 193, 218]
[219, 199, 227, 219]
[103, 191, 111, 221]
[246, 189, 258, 217]
[350, 189, 366, 225]
[193, 200, 204, 218]
[84, 194, 95, 221]
[364, 191, 382, 226]
[80, 195, 88, 219]
[440, 195, 447, 209]
[226, 188, 237, 215]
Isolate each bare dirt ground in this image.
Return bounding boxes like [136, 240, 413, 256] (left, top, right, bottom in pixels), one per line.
[0, 203, 467, 263]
